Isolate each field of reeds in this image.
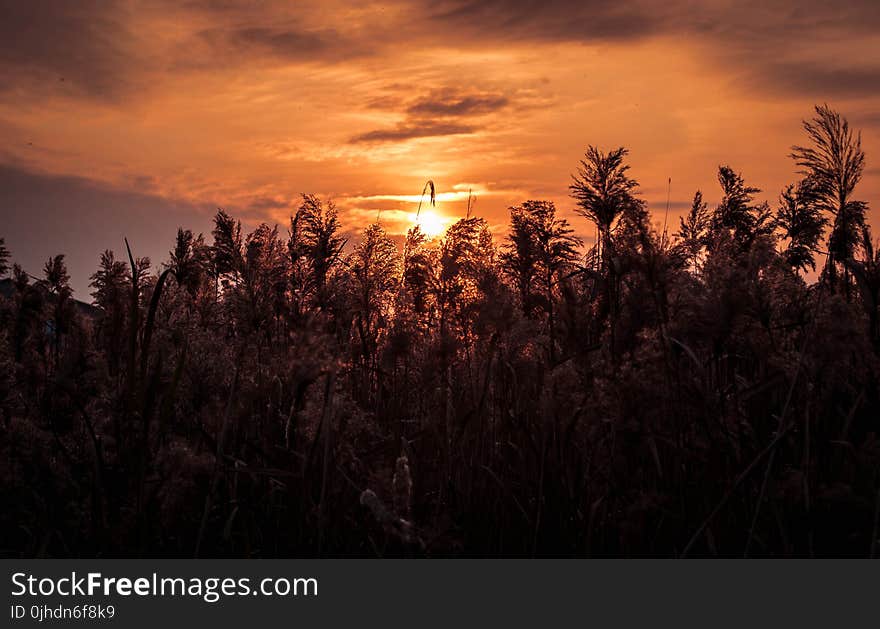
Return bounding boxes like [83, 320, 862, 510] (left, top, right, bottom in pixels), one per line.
[0, 105, 878, 557]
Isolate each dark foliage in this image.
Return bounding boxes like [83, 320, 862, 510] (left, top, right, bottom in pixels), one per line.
[775, 180, 828, 273]
[1, 106, 879, 558]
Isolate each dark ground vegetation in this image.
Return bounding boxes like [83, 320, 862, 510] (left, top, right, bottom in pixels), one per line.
[1, 105, 878, 557]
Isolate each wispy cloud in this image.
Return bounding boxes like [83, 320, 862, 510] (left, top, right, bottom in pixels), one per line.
[349, 122, 477, 144]
[197, 24, 374, 63]
[406, 89, 510, 117]
[350, 87, 512, 144]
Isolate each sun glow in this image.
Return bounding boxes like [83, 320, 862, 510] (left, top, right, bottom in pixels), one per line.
[414, 209, 448, 238]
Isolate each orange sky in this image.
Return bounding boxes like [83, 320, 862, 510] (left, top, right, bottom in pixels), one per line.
[2, 0, 879, 294]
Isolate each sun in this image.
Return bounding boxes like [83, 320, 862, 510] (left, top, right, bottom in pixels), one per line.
[414, 209, 447, 238]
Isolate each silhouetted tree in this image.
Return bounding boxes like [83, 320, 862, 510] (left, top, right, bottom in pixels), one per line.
[10, 263, 43, 362]
[401, 225, 432, 321]
[43, 255, 71, 297]
[0, 238, 9, 278]
[844, 226, 880, 346]
[774, 180, 828, 273]
[346, 222, 400, 396]
[212, 209, 243, 281]
[432, 217, 495, 349]
[502, 205, 542, 316]
[289, 194, 346, 315]
[41, 255, 75, 369]
[211, 211, 290, 344]
[91, 250, 130, 375]
[242, 223, 289, 337]
[570, 146, 642, 359]
[710, 166, 772, 250]
[790, 105, 868, 286]
[167, 228, 210, 298]
[676, 190, 710, 273]
[570, 146, 640, 267]
[502, 201, 581, 359]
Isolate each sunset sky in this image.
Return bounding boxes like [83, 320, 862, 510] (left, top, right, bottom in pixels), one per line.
[2, 0, 879, 295]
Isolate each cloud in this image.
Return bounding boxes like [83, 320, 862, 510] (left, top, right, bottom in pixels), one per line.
[747, 62, 880, 99]
[197, 24, 372, 63]
[350, 122, 477, 143]
[5, 0, 880, 106]
[407, 90, 509, 117]
[0, 0, 377, 103]
[0, 0, 136, 99]
[416, 0, 880, 101]
[419, 0, 880, 46]
[0, 163, 214, 295]
[350, 87, 511, 144]
[423, 0, 662, 43]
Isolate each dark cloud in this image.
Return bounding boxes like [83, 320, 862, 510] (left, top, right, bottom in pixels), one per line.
[748, 62, 880, 99]
[4, 0, 880, 105]
[407, 90, 509, 117]
[418, 0, 880, 101]
[180, 0, 270, 12]
[198, 25, 372, 63]
[421, 0, 880, 45]
[0, 1, 372, 102]
[424, 0, 661, 43]
[0, 0, 135, 99]
[365, 95, 406, 110]
[0, 164, 214, 296]
[350, 122, 476, 143]
[352, 87, 510, 144]
[247, 195, 293, 210]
